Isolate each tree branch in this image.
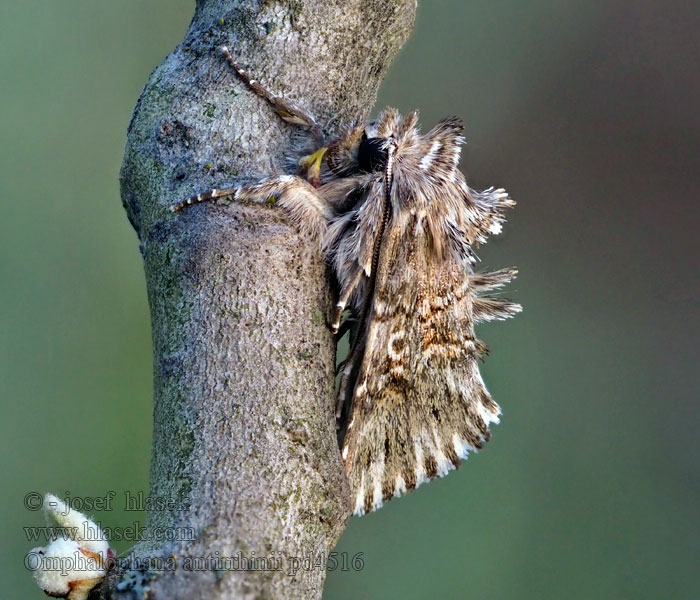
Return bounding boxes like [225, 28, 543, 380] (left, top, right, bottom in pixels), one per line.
[113, 0, 416, 598]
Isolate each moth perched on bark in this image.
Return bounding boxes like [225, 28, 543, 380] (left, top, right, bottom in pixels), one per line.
[171, 47, 521, 516]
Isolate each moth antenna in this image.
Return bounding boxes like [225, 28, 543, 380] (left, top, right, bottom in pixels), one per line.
[335, 142, 398, 434]
[349, 143, 397, 349]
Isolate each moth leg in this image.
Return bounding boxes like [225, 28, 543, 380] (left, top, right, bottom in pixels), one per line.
[169, 175, 331, 239]
[335, 358, 355, 426]
[220, 46, 323, 142]
[330, 267, 365, 334]
[334, 316, 356, 340]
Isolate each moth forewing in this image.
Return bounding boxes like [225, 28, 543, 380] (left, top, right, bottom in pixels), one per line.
[340, 200, 503, 515]
[338, 113, 518, 515]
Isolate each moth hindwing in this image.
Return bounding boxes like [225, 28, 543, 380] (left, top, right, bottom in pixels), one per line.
[171, 49, 520, 516]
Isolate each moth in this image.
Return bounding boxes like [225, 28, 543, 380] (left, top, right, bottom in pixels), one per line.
[171, 47, 521, 515]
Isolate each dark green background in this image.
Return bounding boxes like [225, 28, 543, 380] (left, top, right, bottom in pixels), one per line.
[2, 1, 697, 598]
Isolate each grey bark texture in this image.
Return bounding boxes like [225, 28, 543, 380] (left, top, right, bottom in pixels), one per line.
[109, 0, 416, 598]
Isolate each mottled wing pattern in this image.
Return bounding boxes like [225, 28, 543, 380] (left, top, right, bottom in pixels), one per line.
[340, 115, 519, 515]
[341, 221, 502, 514]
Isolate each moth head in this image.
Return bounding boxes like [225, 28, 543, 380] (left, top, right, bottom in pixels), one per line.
[356, 127, 391, 173]
[326, 121, 395, 176]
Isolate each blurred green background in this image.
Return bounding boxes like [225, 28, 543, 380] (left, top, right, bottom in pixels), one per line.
[1, 1, 697, 599]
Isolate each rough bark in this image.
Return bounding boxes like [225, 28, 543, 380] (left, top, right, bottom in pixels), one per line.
[109, 1, 416, 598]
